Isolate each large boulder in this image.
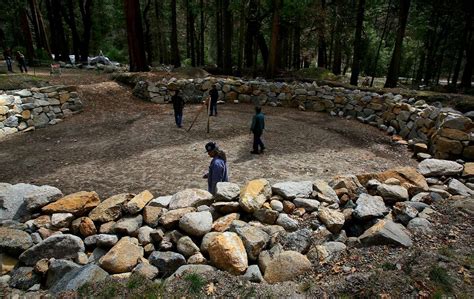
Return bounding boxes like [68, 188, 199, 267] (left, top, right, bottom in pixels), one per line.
[19, 234, 85, 266]
[124, 190, 154, 214]
[46, 259, 81, 288]
[42, 191, 100, 215]
[359, 220, 413, 247]
[271, 181, 313, 200]
[263, 251, 311, 283]
[208, 232, 248, 274]
[99, 237, 144, 274]
[9, 267, 41, 290]
[148, 251, 186, 277]
[239, 179, 272, 213]
[353, 193, 389, 220]
[447, 178, 474, 196]
[88, 193, 133, 222]
[357, 167, 428, 196]
[215, 182, 240, 201]
[179, 211, 213, 237]
[376, 184, 409, 203]
[168, 189, 213, 210]
[233, 224, 270, 260]
[49, 264, 108, 294]
[0, 227, 33, 256]
[417, 159, 463, 177]
[24, 185, 63, 211]
[318, 208, 345, 233]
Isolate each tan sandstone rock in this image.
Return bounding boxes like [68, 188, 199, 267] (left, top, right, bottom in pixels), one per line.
[208, 232, 248, 274]
[239, 179, 271, 213]
[99, 237, 144, 274]
[263, 251, 312, 283]
[42, 191, 100, 215]
[124, 190, 154, 214]
[89, 193, 134, 222]
[357, 167, 428, 196]
[212, 213, 240, 232]
[79, 217, 97, 237]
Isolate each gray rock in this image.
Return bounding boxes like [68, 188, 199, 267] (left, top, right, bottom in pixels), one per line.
[179, 211, 213, 237]
[9, 267, 40, 290]
[84, 234, 119, 248]
[4, 116, 18, 127]
[417, 159, 463, 176]
[279, 228, 312, 253]
[46, 259, 81, 287]
[148, 251, 186, 277]
[276, 214, 299, 231]
[313, 179, 339, 203]
[293, 198, 320, 212]
[215, 182, 240, 201]
[359, 220, 413, 247]
[410, 192, 431, 202]
[392, 202, 418, 225]
[177, 236, 200, 257]
[448, 178, 474, 196]
[407, 217, 432, 233]
[377, 184, 409, 203]
[19, 234, 85, 266]
[270, 200, 283, 212]
[258, 244, 284, 273]
[200, 232, 221, 254]
[253, 208, 279, 224]
[24, 185, 63, 211]
[51, 213, 75, 228]
[243, 265, 264, 282]
[148, 195, 172, 208]
[0, 227, 33, 256]
[15, 89, 32, 97]
[307, 241, 347, 263]
[212, 202, 240, 214]
[49, 264, 108, 294]
[137, 226, 154, 245]
[272, 181, 313, 199]
[114, 215, 143, 235]
[87, 247, 108, 264]
[169, 189, 213, 210]
[0, 183, 46, 221]
[403, 201, 430, 212]
[132, 263, 159, 280]
[233, 224, 270, 261]
[353, 193, 389, 220]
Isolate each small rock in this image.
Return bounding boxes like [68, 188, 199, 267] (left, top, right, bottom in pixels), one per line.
[177, 236, 200, 257]
[263, 251, 311, 283]
[215, 182, 241, 201]
[377, 184, 409, 203]
[88, 193, 133, 222]
[187, 252, 207, 264]
[359, 220, 412, 247]
[79, 217, 97, 237]
[137, 226, 154, 245]
[124, 190, 154, 214]
[0, 227, 33, 257]
[276, 214, 299, 231]
[42, 191, 100, 215]
[272, 181, 313, 200]
[417, 159, 463, 177]
[179, 211, 213, 237]
[447, 178, 474, 196]
[9, 267, 41, 290]
[318, 208, 345, 233]
[143, 206, 167, 227]
[270, 200, 283, 212]
[279, 228, 312, 253]
[253, 208, 279, 224]
[212, 213, 239, 232]
[132, 263, 159, 280]
[99, 236, 144, 274]
[49, 264, 108, 294]
[169, 189, 213, 210]
[239, 179, 272, 213]
[353, 193, 389, 220]
[148, 251, 186, 277]
[114, 215, 143, 235]
[243, 265, 264, 283]
[407, 217, 432, 233]
[313, 179, 339, 203]
[233, 225, 270, 261]
[293, 198, 320, 212]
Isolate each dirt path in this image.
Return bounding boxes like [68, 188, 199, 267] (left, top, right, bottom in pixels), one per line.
[0, 78, 417, 198]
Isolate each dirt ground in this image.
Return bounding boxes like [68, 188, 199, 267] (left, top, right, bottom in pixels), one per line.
[0, 69, 418, 198]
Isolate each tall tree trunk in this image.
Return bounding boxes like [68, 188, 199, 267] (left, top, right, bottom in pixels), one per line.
[350, 0, 366, 86]
[266, 0, 281, 78]
[222, 0, 232, 73]
[62, 0, 81, 63]
[215, 0, 223, 68]
[46, 0, 68, 62]
[451, 3, 472, 86]
[35, 0, 51, 55]
[143, 0, 153, 65]
[20, 8, 35, 60]
[317, 0, 327, 68]
[124, 0, 149, 71]
[185, 0, 196, 66]
[79, 0, 92, 64]
[154, 0, 166, 64]
[170, 0, 181, 67]
[461, 35, 473, 88]
[415, 48, 426, 84]
[331, 1, 342, 75]
[27, 0, 41, 49]
[384, 0, 411, 88]
[199, 0, 205, 65]
[293, 18, 301, 70]
[370, 0, 391, 87]
[237, 0, 246, 72]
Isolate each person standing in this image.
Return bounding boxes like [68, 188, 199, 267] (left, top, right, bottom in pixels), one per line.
[171, 90, 185, 128]
[15, 51, 27, 73]
[203, 142, 228, 194]
[250, 106, 265, 154]
[209, 84, 219, 116]
[3, 48, 13, 72]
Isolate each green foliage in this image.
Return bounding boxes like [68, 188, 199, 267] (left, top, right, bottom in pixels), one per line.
[380, 262, 397, 271]
[126, 273, 147, 290]
[183, 272, 207, 294]
[429, 266, 453, 293]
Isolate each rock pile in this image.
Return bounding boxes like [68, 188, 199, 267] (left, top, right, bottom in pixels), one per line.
[1, 159, 473, 293]
[133, 76, 473, 161]
[0, 86, 83, 139]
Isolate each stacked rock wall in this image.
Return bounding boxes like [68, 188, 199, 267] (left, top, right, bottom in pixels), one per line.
[1, 159, 473, 293]
[0, 86, 83, 139]
[134, 77, 474, 161]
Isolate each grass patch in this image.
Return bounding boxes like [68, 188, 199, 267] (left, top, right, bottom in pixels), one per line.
[127, 273, 147, 290]
[380, 262, 397, 271]
[96, 279, 122, 298]
[429, 266, 453, 293]
[183, 272, 207, 294]
[292, 67, 336, 81]
[138, 281, 166, 299]
[438, 246, 455, 258]
[0, 73, 47, 90]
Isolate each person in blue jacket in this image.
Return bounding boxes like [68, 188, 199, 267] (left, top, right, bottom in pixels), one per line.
[250, 106, 265, 154]
[203, 142, 228, 194]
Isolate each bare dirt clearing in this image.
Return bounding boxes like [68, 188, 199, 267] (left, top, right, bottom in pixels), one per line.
[0, 71, 416, 198]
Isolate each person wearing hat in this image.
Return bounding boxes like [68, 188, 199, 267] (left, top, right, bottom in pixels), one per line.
[171, 90, 185, 128]
[250, 106, 265, 154]
[203, 142, 228, 194]
[208, 84, 219, 116]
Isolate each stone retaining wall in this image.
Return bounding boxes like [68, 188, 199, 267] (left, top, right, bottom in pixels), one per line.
[134, 77, 474, 161]
[0, 86, 83, 138]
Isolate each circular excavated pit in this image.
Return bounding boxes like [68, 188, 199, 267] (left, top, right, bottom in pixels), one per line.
[0, 82, 417, 198]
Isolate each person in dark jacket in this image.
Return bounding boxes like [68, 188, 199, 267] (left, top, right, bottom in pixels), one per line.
[250, 106, 265, 154]
[209, 84, 219, 116]
[171, 90, 185, 128]
[3, 48, 13, 72]
[203, 142, 228, 194]
[15, 51, 27, 73]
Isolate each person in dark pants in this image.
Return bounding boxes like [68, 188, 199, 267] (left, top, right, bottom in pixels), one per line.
[250, 106, 265, 154]
[15, 51, 27, 73]
[209, 84, 219, 116]
[3, 48, 13, 72]
[203, 142, 229, 194]
[171, 90, 185, 128]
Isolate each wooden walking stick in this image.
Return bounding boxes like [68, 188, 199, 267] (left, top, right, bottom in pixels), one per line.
[207, 97, 211, 133]
[187, 97, 209, 132]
